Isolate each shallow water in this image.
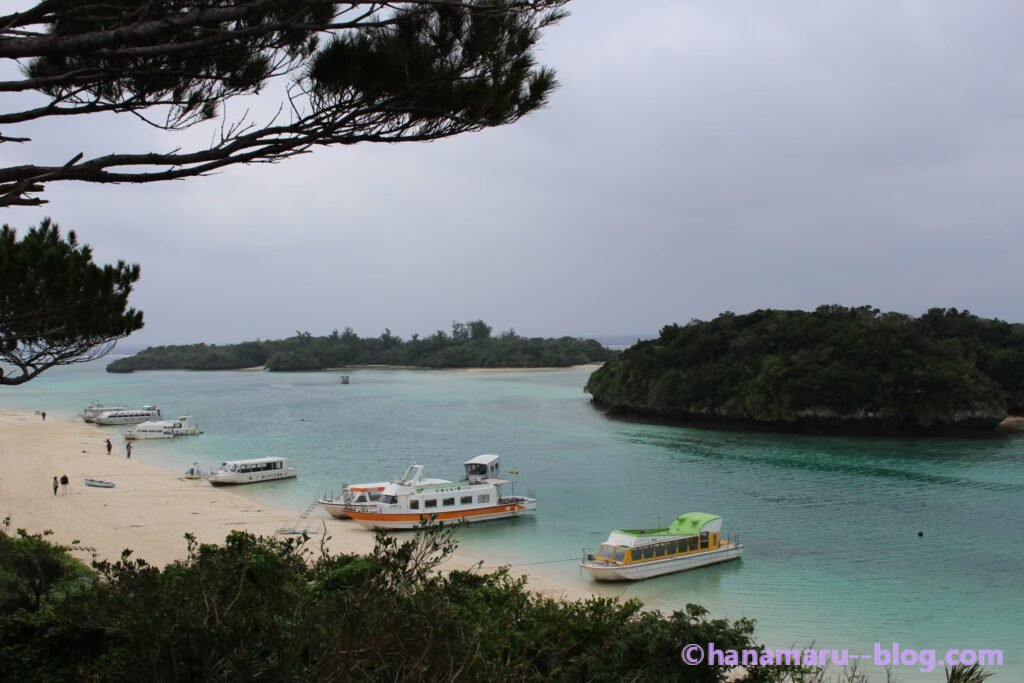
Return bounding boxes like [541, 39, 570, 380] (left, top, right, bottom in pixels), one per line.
[3, 359, 1021, 681]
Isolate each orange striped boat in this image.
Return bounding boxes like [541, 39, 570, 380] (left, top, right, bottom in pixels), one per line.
[342, 455, 537, 530]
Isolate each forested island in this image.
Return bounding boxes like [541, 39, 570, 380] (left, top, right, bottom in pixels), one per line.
[586, 306, 1024, 434]
[107, 320, 611, 373]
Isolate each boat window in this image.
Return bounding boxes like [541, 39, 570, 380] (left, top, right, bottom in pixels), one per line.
[369, 492, 382, 501]
[655, 543, 666, 557]
[613, 548, 626, 563]
[688, 537, 698, 551]
[667, 540, 677, 554]
[478, 494, 490, 504]
[354, 494, 367, 503]
[643, 545, 654, 559]
[597, 545, 614, 560]
[410, 500, 419, 510]
[274, 462, 282, 470]
[442, 497, 455, 507]
[700, 531, 709, 549]
[460, 496, 473, 505]
[379, 495, 397, 505]
[425, 499, 437, 508]
[230, 465, 238, 472]
[630, 548, 641, 561]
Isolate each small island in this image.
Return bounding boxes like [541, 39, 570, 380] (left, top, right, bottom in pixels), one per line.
[585, 306, 1024, 435]
[107, 320, 612, 373]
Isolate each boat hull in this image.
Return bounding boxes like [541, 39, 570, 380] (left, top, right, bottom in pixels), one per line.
[84, 479, 115, 488]
[208, 469, 298, 486]
[346, 499, 536, 530]
[318, 500, 354, 519]
[93, 414, 160, 425]
[580, 544, 743, 581]
[124, 430, 173, 440]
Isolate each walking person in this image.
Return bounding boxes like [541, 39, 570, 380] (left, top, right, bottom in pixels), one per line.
[125, 442, 132, 459]
[41, 411, 46, 421]
[52, 476, 59, 496]
[59, 474, 69, 495]
[105, 438, 112, 455]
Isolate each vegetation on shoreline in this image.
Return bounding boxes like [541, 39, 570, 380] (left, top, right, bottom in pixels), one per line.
[586, 306, 1024, 434]
[107, 321, 612, 373]
[0, 521, 812, 682]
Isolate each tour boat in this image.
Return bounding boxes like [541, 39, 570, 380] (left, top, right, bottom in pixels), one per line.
[91, 405, 162, 425]
[319, 475, 451, 519]
[82, 402, 130, 422]
[123, 416, 203, 440]
[207, 457, 297, 486]
[343, 455, 536, 530]
[579, 512, 743, 582]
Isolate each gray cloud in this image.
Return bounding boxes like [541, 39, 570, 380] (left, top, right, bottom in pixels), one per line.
[4, 0, 1023, 347]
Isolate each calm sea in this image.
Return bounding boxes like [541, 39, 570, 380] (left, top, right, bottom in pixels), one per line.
[3, 358, 1021, 681]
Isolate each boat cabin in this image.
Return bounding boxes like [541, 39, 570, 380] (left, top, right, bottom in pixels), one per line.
[464, 454, 503, 483]
[593, 513, 725, 566]
[218, 457, 288, 474]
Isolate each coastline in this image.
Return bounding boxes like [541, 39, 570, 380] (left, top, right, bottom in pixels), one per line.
[117, 363, 604, 374]
[0, 410, 590, 601]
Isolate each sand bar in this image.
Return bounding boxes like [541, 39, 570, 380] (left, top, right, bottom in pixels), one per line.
[0, 410, 589, 600]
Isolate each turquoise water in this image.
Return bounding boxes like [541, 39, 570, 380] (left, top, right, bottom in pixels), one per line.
[3, 359, 1022, 681]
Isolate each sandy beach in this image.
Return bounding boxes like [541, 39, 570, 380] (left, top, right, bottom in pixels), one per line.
[0, 410, 587, 600]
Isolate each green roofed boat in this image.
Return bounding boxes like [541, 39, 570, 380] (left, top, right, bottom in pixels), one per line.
[579, 512, 743, 581]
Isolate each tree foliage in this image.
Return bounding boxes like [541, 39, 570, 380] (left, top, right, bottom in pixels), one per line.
[0, 219, 143, 385]
[106, 320, 611, 372]
[585, 306, 1024, 434]
[0, 0, 569, 207]
[0, 522, 811, 682]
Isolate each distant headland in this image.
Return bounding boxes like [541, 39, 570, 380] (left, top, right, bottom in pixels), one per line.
[106, 321, 613, 373]
[585, 306, 1024, 435]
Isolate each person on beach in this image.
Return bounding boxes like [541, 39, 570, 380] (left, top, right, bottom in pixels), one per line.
[126, 442, 132, 459]
[59, 474, 69, 495]
[41, 411, 46, 421]
[52, 476, 59, 496]
[105, 438, 112, 455]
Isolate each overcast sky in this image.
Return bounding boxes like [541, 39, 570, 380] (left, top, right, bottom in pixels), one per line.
[4, 1, 1024, 348]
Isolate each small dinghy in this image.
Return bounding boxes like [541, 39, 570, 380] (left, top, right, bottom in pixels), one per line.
[183, 463, 208, 479]
[84, 478, 115, 488]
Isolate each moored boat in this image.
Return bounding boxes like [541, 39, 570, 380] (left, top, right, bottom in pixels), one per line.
[343, 455, 536, 530]
[579, 512, 743, 581]
[82, 402, 130, 422]
[183, 462, 208, 479]
[208, 457, 297, 486]
[84, 478, 116, 488]
[319, 475, 451, 519]
[123, 416, 203, 440]
[92, 405, 162, 425]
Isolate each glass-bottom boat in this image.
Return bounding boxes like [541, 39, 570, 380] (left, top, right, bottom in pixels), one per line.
[579, 512, 742, 581]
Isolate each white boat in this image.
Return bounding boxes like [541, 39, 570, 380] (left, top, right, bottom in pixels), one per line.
[343, 455, 536, 530]
[579, 513, 743, 582]
[207, 457, 297, 486]
[82, 402, 130, 423]
[84, 478, 115, 488]
[91, 405, 162, 425]
[123, 416, 203, 440]
[183, 463, 208, 479]
[318, 474, 451, 519]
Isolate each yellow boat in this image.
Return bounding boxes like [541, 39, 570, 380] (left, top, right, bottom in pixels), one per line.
[580, 512, 743, 581]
